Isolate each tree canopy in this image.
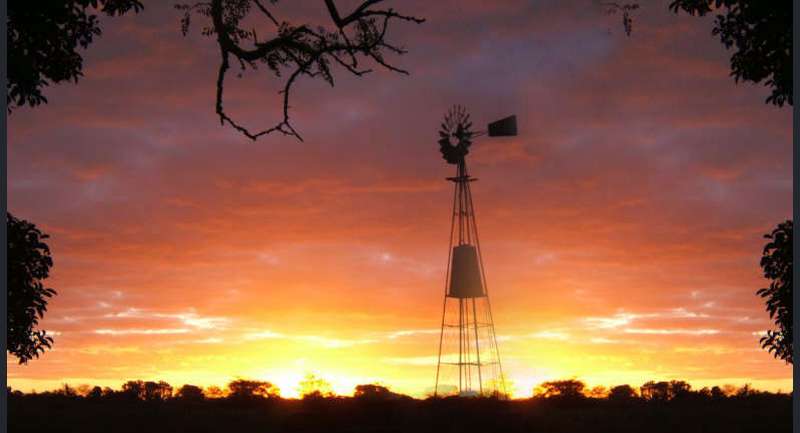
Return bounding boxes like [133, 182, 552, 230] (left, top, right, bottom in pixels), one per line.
[121, 380, 174, 401]
[7, 213, 57, 363]
[7, 0, 144, 110]
[534, 379, 587, 400]
[175, 384, 205, 400]
[669, 0, 792, 106]
[226, 379, 280, 399]
[607, 384, 638, 401]
[757, 220, 792, 364]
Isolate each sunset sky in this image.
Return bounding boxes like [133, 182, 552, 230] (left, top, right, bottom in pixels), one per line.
[7, 1, 792, 398]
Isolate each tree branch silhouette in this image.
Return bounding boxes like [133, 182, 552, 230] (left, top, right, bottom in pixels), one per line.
[177, 0, 424, 141]
[601, 2, 639, 36]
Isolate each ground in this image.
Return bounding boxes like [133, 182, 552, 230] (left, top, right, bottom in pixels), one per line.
[9, 393, 790, 433]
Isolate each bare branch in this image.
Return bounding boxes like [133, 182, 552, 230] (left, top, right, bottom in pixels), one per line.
[325, 0, 383, 28]
[253, 0, 279, 27]
[601, 2, 639, 37]
[182, 0, 424, 140]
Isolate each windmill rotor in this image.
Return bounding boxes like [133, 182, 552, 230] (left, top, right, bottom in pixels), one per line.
[438, 106, 518, 165]
[438, 105, 475, 164]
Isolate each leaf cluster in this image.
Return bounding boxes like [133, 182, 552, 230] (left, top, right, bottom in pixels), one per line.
[756, 220, 792, 363]
[7, 213, 57, 364]
[7, 0, 144, 111]
[669, 0, 792, 106]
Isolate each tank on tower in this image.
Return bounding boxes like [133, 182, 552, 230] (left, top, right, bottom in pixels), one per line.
[448, 244, 485, 298]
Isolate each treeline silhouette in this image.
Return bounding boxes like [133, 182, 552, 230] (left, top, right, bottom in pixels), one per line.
[9, 379, 789, 433]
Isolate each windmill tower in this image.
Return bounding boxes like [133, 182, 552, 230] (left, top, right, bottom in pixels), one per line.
[434, 106, 517, 397]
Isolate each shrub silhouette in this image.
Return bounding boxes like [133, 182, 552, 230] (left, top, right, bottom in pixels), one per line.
[534, 379, 586, 399]
[354, 384, 407, 401]
[86, 386, 103, 400]
[175, 384, 205, 401]
[299, 374, 334, 399]
[203, 385, 226, 399]
[121, 380, 173, 401]
[608, 384, 638, 402]
[640, 380, 694, 402]
[226, 379, 279, 400]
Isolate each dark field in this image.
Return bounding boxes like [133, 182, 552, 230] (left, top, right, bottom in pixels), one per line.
[9, 391, 790, 433]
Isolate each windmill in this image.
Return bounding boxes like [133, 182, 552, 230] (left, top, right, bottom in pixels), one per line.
[434, 105, 517, 397]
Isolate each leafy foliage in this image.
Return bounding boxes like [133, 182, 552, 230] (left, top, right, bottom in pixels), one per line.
[86, 386, 105, 399]
[299, 373, 334, 398]
[757, 220, 792, 364]
[203, 385, 226, 399]
[121, 381, 174, 401]
[175, 384, 205, 400]
[353, 384, 408, 401]
[534, 379, 586, 399]
[608, 384, 638, 401]
[7, 213, 56, 364]
[640, 380, 692, 401]
[226, 379, 280, 399]
[669, 0, 792, 106]
[176, 0, 424, 140]
[7, 0, 144, 111]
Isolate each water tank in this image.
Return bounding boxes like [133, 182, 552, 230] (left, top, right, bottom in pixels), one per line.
[448, 244, 485, 298]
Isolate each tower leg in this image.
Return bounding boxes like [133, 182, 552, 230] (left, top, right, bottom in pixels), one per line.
[458, 297, 463, 393]
[472, 297, 483, 395]
[434, 296, 448, 397]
